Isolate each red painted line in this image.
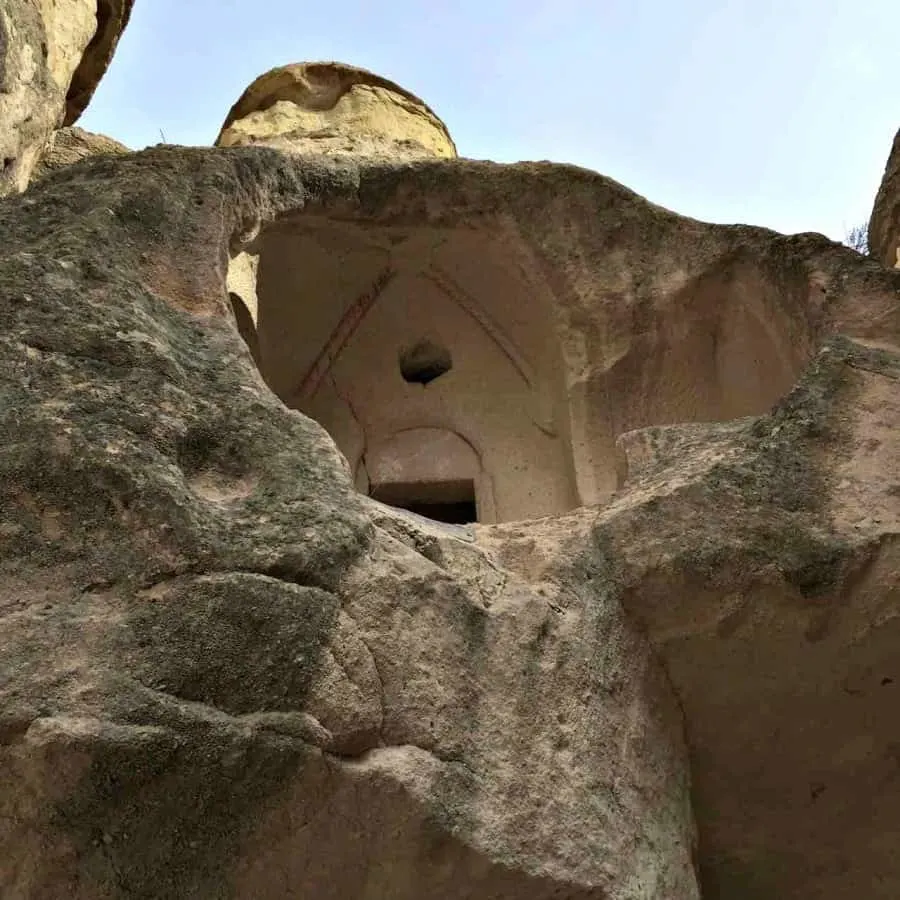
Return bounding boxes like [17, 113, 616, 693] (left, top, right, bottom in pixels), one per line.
[297, 267, 396, 399]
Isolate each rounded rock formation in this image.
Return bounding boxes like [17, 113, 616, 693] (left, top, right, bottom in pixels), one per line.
[0, 0, 134, 194]
[63, 0, 136, 126]
[216, 61, 457, 161]
[869, 126, 900, 268]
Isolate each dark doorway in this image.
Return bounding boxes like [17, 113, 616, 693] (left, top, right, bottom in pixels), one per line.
[370, 479, 477, 524]
[398, 338, 452, 385]
[400, 499, 477, 523]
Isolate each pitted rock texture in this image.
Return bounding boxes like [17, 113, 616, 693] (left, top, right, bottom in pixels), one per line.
[0, 0, 133, 194]
[216, 61, 457, 161]
[1, 146, 899, 899]
[869, 126, 900, 268]
[0, 149, 697, 900]
[32, 125, 129, 181]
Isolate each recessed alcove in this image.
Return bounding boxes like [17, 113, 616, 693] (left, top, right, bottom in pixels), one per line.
[227, 209, 819, 524]
[230, 216, 578, 525]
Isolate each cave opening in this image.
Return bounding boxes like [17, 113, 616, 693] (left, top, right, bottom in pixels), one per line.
[370, 478, 477, 524]
[228, 215, 579, 525]
[227, 211, 815, 522]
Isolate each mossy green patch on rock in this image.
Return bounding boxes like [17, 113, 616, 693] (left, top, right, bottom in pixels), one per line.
[120, 574, 340, 715]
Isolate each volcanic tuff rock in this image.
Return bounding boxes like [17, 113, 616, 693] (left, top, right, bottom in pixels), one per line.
[869, 127, 900, 268]
[1, 144, 900, 899]
[216, 61, 457, 161]
[0, 149, 698, 900]
[0, 0, 133, 194]
[31, 125, 129, 181]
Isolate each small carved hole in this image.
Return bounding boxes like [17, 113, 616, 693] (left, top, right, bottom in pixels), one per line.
[371, 479, 476, 524]
[398, 339, 452, 385]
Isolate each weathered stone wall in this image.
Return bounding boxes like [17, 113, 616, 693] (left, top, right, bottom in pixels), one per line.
[0, 0, 133, 194]
[0, 147, 703, 900]
[2, 144, 900, 898]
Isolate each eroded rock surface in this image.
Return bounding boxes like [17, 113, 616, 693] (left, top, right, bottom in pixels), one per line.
[0, 149, 697, 900]
[869, 127, 900, 268]
[216, 61, 457, 161]
[32, 125, 129, 181]
[1, 145, 899, 899]
[485, 337, 900, 898]
[0, 0, 133, 194]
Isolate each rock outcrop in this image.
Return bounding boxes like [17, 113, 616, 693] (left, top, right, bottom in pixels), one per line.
[62, 0, 135, 125]
[2, 144, 900, 899]
[1, 149, 698, 900]
[0, 0, 133, 194]
[31, 125, 129, 181]
[869, 127, 900, 268]
[216, 61, 457, 161]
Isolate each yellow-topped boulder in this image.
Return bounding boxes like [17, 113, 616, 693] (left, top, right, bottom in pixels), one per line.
[216, 61, 456, 161]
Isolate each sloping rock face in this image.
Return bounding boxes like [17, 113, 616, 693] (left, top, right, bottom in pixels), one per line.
[217, 62, 457, 161]
[31, 125, 129, 181]
[2, 146, 899, 899]
[869, 127, 900, 268]
[0, 149, 698, 899]
[486, 341, 900, 898]
[0, 0, 133, 194]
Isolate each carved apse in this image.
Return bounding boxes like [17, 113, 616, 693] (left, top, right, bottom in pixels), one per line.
[223, 62, 813, 524]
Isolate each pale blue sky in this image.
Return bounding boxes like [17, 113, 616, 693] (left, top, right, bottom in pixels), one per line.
[80, 0, 896, 241]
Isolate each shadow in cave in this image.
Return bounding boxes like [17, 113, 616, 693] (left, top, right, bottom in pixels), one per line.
[226, 210, 819, 521]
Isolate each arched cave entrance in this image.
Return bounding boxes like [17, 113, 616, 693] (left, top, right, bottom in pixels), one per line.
[227, 216, 579, 525]
[227, 212, 819, 524]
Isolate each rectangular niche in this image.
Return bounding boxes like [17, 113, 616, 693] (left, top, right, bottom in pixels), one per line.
[370, 478, 477, 524]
